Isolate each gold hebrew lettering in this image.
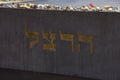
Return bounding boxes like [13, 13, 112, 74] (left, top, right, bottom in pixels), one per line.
[42, 31, 56, 51]
[78, 32, 93, 54]
[24, 23, 39, 48]
[25, 32, 39, 48]
[60, 31, 74, 52]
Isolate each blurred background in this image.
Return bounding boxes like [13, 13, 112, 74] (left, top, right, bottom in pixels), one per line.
[32, 0, 120, 7]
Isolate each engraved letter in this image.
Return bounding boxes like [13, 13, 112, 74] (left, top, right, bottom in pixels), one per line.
[25, 23, 39, 48]
[78, 32, 93, 54]
[42, 31, 56, 51]
[60, 31, 74, 52]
